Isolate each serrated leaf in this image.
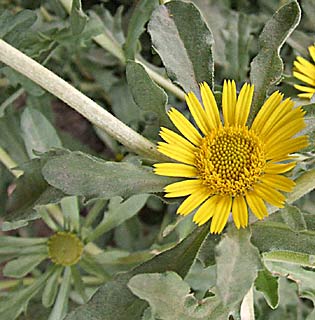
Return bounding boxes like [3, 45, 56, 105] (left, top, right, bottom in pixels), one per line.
[70, 0, 88, 35]
[65, 224, 208, 320]
[3, 253, 47, 278]
[21, 107, 62, 159]
[128, 272, 230, 320]
[42, 151, 174, 200]
[249, 0, 300, 120]
[215, 227, 261, 306]
[255, 269, 279, 309]
[124, 0, 158, 59]
[126, 61, 171, 128]
[148, 1, 214, 94]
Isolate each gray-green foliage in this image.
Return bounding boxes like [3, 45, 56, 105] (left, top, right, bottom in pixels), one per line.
[148, 0, 214, 94]
[0, 0, 315, 319]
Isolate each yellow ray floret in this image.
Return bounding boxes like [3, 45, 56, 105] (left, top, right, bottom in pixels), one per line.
[155, 80, 308, 234]
[293, 45, 315, 98]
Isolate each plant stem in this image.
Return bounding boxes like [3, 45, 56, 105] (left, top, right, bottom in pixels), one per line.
[0, 40, 167, 161]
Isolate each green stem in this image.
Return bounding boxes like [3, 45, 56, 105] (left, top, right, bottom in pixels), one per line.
[0, 39, 167, 161]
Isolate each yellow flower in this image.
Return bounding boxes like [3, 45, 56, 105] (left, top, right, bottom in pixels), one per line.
[154, 80, 308, 234]
[293, 44, 315, 99]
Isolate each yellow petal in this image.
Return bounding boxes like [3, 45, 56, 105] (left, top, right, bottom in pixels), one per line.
[167, 108, 202, 145]
[264, 162, 296, 174]
[177, 189, 210, 216]
[266, 136, 308, 160]
[293, 71, 315, 87]
[200, 82, 221, 129]
[259, 98, 294, 138]
[251, 91, 283, 133]
[234, 83, 254, 126]
[154, 163, 197, 178]
[308, 45, 315, 64]
[294, 84, 315, 93]
[294, 57, 315, 77]
[164, 179, 203, 197]
[232, 196, 248, 229]
[245, 190, 268, 219]
[158, 142, 195, 165]
[160, 127, 196, 153]
[253, 183, 285, 208]
[222, 80, 237, 126]
[186, 92, 211, 135]
[259, 174, 295, 192]
[193, 195, 220, 226]
[210, 195, 232, 234]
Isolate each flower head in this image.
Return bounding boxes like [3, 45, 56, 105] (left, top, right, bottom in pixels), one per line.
[293, 44, 315, 99]
[154, 80, 308, 234]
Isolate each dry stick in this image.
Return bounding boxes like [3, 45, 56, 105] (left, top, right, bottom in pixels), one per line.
[0, 39, 168, 161]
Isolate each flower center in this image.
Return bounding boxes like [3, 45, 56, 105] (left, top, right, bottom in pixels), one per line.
[195, 126, 266, 196]
[48, 232, 84, 266]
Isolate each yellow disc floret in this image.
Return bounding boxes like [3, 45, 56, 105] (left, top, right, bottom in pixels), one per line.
[195, 126, 266, 196]
[48, 232, 84, 266]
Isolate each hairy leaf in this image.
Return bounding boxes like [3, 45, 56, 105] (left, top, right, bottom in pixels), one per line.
[249, 0, 300, 120]
[148, 0, 214, 94]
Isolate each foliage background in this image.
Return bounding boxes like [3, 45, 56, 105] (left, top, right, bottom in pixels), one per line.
[0, 0, 314, 319]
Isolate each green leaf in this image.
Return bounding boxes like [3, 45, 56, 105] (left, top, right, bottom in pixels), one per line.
[42, 267, 63, 308]
[65, 224, 209, 320]
[264, 261, 315, 301]
[5, 153, 65, 227]
[71, 265, 88, 303]
[126, 61, 171, 128]
[0, 235, 46, 247]
[61, 196, 80, 233]
[215, 227, 261, 306]
[0, 9, 36, 40]
[251, 221, 315, 255]
[148, 0, 214, 94]
[0, 111, 29, 165]
[21, 107, 62, 159]
[48, 267, 72, 320]
[255, 269, 279, 309]
[128, 271, 230, 320]
[249, 0, 300, 120]
[0, 266, 55, 319]
[2, 67, 45, 96]
[87, 194, 149, 242]
[42, 151, 174, 200]
[223, 12, 252, 82]
[70, 0, 88, 35]
[280, 204, 307, 232]
[3, 253, 47, 278]
[124, 0, 158, 60]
